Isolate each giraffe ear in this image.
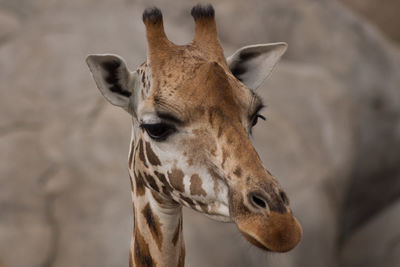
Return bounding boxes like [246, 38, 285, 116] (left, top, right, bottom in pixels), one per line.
[227, 43, 287, 90]
[86, 54, 135, 111]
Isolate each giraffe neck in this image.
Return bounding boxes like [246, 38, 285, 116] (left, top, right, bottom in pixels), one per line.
[128, 129, 185, 267]
[129, 184, 185, 267]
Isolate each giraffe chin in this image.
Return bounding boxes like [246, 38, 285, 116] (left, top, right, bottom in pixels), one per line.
[236, 212, 302, 253]
[241, 232, 271, 251]
[203, 213, 232, 222]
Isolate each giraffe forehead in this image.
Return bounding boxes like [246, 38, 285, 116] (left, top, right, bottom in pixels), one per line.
[145, 62, 254, 124]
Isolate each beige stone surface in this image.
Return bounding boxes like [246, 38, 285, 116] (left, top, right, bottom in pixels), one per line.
[0, 0, 399, 267]
[339, 0, 400, 43]
[340, 199, 400, 267]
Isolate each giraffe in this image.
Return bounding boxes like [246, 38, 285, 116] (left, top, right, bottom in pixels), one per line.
[86, 4, 302, 267]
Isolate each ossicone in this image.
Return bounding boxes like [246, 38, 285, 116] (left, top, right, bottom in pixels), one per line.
[142, 7, 163, 24]
[191, 4, 215, 20]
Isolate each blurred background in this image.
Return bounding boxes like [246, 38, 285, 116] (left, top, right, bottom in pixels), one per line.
[0, 0, 399, 266]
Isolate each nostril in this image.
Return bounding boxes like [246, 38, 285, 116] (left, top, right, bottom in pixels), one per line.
[250, 194, 268, 209]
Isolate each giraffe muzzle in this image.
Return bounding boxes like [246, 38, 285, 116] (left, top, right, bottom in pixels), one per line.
[237, 211, 302, 252]
[229, 187, 302, 252]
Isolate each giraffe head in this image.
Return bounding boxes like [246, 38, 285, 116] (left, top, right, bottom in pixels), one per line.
[86, 5, 302, 253]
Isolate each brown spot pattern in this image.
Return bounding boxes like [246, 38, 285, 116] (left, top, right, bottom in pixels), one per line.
[190, 174, 207, 197]
[246, 176, 251, 184]
[233, 167, 242, 177]
[180, 194, 195, 207]
[145, 142, 161, 166]
[142, 203, 163, 250]
[198, 201, 208, 213]
[177, 245, 185, 267]
[128, 141, 135, 168]
[144, 172, 159, 192]
[134, 227, 156, 267]
[168, 168, 185, 192]
[155, 171, 174, 197]
[151, 190, 165, 205]
[138, 139, 148, 168]
[135, 172, 146, 197]
[172, 216, 182, 246]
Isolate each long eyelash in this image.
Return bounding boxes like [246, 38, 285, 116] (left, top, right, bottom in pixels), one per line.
[254, 105, 266, 116]
[249, 96, 267, 136]
[257, 114, 266, 121]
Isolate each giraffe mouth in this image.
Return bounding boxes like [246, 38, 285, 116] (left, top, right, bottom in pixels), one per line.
[203, 212, 232, 222]
[234, 211, 302, 253]
[241, 232, 271, 251]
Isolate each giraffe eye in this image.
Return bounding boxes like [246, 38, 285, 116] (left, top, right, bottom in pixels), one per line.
[251, 114, 266, 127]
[141, 123, 176, 141]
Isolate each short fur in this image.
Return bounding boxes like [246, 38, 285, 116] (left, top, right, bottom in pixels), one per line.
[87, 4, 301, 267]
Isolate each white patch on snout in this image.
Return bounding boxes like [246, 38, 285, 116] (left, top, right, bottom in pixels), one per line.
[139, 131, 230, 219]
